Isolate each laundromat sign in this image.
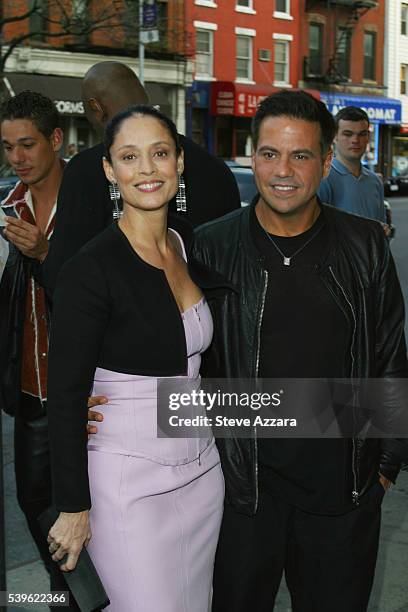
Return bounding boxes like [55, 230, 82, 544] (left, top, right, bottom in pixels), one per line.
[54, 100, 85, 115]
[320, 93, 401, 125]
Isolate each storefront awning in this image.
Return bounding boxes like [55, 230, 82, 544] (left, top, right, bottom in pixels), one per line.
[320, 92, 401, 125]
[211, 82, 321, 118]
[3, 73, 84, 116]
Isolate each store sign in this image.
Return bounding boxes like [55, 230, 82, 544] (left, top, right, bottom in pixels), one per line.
[236, 92, 267, 117]
[321, 93, 401, 125]
[211, 83, 271, 117]
[212, 83, 235, 116]
[54, 100, 84, 115]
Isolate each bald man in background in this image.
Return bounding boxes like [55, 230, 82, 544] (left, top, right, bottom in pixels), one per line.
[42, 61, 240, 293]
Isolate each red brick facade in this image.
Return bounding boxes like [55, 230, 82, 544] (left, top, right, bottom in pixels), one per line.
[298, 0, 385, 94]
[186, 0, 300, 86]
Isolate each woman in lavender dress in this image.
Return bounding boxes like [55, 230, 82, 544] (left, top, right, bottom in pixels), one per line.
[46, 106, 224, 611]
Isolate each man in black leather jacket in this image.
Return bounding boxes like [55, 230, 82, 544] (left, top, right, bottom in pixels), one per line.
[194, 91, 408, 612]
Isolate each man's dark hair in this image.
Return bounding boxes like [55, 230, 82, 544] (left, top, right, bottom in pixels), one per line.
[0, 90, 61, 137]
[252, 90, 335, 155]
[105, 104, 181, 162]
[334, 106, 370, 132]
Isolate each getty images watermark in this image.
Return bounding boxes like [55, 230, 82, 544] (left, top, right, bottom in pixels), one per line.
[156, 378, 408, 439]
[167, 388, 296, 430]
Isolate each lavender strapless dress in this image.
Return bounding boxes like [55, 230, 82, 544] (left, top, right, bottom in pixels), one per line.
[86, 296, 224, 612]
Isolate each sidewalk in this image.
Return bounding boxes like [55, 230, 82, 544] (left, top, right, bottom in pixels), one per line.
[3, 411, 408, 611]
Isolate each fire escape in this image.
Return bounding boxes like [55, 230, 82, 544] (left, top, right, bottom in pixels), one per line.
[304, 0, 378, 85]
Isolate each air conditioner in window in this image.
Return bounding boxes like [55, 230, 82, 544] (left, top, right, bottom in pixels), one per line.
[258, 49, 271, 62]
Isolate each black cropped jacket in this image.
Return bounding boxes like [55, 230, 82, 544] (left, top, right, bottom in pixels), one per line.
[47, 214, 226, 512]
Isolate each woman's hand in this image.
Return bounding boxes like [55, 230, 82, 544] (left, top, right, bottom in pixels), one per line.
[47, 511, 91, 571]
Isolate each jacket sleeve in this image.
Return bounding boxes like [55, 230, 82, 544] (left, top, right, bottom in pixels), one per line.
[47, 253, 111, 511]
[42, 153, 112, 297]
[374, 229, 408, 481]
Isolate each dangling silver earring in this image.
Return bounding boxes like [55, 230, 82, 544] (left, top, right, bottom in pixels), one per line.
[109, 181, 123, 220]
[176, 174, 186, 212]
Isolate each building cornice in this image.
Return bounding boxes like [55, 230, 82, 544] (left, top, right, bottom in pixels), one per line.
[2, 46, 193, 86]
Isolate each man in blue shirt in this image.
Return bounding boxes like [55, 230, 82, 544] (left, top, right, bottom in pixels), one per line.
[318, 106, 386, 224]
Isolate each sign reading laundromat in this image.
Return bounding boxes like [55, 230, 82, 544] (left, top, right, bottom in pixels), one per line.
[321, 93, 401, 125]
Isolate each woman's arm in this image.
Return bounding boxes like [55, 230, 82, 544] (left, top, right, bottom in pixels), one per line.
[47, 251, 111, 568]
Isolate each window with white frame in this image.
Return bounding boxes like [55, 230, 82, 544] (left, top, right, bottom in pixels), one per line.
[237, 0, 252, 6]
[196, 29, 214, 78]
[236, 35, 253, 80]
[402, 4, 408, 36]
[274, 40, 289, 83]
[401, 64, 408, 95]
[275, 0, 289, 14]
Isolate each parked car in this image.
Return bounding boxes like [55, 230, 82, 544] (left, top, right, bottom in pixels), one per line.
[229, 165, 257, 207]
[229, 164, 395, 239]
[0, 164, 18, 200]
[384, 175, 408, 197]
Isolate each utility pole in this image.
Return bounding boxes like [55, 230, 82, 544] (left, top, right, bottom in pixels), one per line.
[139, 0, 145, 85]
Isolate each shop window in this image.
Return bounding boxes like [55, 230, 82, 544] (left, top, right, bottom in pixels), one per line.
[235, 118, 252, 157]
[196, 29, 214, 78]
[236, 35, 253, 81]
[274, 40, 290, 84]
[401, 65, 408, 95]
[402, 5, 408, 36]
[336, 27, 351, 79]
[192, 109, 207, 148]
[392, 137, 408, 177]
[363, 32, 376, 81]
[309, 23, 323, 75]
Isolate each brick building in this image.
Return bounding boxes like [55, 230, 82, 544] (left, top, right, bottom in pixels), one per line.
[185, 0, 300, 158]
[0, 0, 192, 152]
[298, 0, 400, 174]
[384, 0, 408, 178]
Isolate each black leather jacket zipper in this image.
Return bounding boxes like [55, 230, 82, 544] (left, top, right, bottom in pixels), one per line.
[328, 266, 359, 505]
[253, 268, 269, 514]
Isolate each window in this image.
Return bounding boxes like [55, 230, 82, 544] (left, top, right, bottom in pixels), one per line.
[236, 35, 253, 80]
[29, 0, 47, 38]
[336, 27, 351, 79]
[363, 31, 376, 81]
[401, 65, 408, 95]
[402, 5, 408, 36]
[195, 29, 214, 78]
[236, 0, 255, 13]
[275, 0, 289, 13]
[73, 0, 88, 20]
[274, 40, 289, 83]
[309, 23, 323, 75]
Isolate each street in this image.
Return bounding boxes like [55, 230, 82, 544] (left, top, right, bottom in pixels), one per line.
[2, 196, 408, 611]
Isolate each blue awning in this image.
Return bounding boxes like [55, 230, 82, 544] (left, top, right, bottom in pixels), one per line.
[320, 92, 401, 125]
